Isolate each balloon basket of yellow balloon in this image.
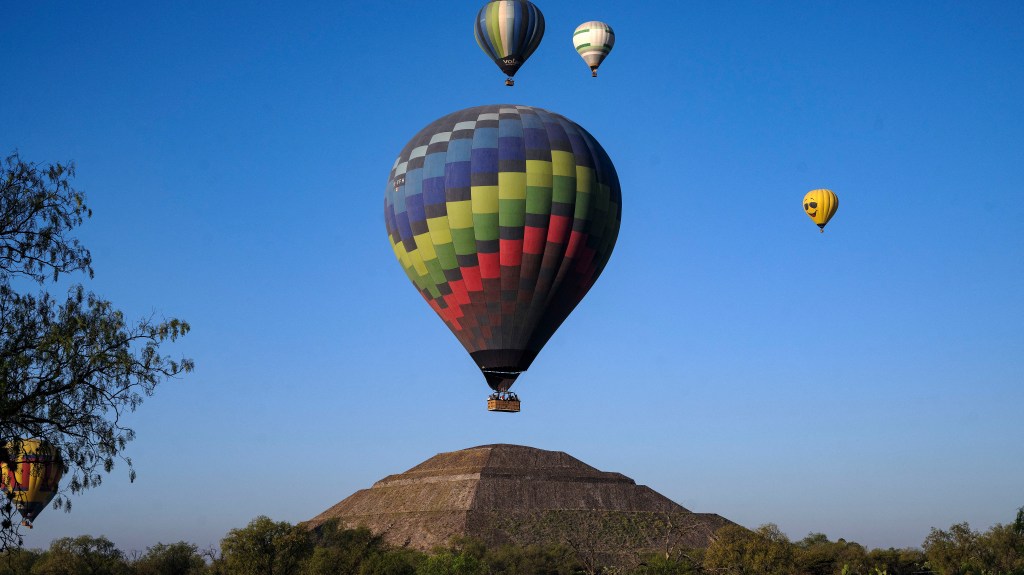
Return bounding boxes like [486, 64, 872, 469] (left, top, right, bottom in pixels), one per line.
[487, 391, 520, 412]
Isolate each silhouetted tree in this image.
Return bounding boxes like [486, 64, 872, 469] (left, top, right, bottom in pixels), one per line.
[0, 152, 192, 549]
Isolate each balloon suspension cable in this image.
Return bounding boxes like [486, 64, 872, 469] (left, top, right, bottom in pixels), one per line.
[489, 390, 519, 402]
[505, 77, 514, 86]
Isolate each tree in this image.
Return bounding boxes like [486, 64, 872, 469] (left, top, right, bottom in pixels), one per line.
[865, 547, 928, 575]
[132, 542, 207, 575]
[0, 545, 42, 574]
[303, 521, 390, 575]
[415, 550, 485, 575]
[358, 549, 423, 575]
[628, 554, 702, 575]
[975, 523, 1024, 575]
[482, 543, 580, 575]
[702, 524, 794, 575]
[29, 535, 131, 575]
[923, 522, 983, 575]
[219, 516, 311, 575]
[0, 151, 193, 549]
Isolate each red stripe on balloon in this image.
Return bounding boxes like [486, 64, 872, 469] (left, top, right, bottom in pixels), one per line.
[547, 215, 571, 243]
[500, 239, 523, 266]
[443, 294, 464, 319]
[478, 252, 500, 279]
[523, 226, 545, 254]
[565, 231, 587, 259]
[461, 266, 482, 291]
[449, 280, 471, 305]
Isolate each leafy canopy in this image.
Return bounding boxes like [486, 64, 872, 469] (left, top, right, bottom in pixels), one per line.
[0, 151, 193, 549]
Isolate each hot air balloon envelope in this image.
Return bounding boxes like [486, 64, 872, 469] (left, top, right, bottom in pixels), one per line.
[1, 439, 63, 527]
[803, 189, 839, 231]
[474, 0, 546, 85]
[384, 105, 621, 405]
[573, 21, 615, 77]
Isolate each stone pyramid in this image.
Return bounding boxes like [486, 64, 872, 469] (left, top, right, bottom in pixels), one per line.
[306, 444, 733, 560]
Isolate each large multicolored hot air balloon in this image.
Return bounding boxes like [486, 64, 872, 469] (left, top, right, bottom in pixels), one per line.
[803, 188, 839, 232]
[573, 21, 615, 77]
[384, 105, 621, 412]
[1, 440, 63, 528]
[474, 0, 546, 86]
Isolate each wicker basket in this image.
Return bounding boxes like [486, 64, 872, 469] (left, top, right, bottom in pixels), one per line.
[487, 398, 521, 412]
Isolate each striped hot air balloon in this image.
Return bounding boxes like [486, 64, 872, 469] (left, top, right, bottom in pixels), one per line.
[803, 189, 839, 232]
[474, 0, 545, 86]
[1, 440, 63, 528]
[384, 105, 621, 411]
[573, 21, 615, 77]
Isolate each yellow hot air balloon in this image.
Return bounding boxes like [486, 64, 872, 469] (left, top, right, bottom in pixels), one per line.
[1, 440, 63, 528]
[803, 189, 838, 232]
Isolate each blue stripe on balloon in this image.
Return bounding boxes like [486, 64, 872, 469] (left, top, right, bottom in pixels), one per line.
[423, 177, 446, 206]
[424, 151, 446, 179]
[476, 12, 498, 58]
[396, 210, 413, 242]
[447, 138, 473, 162]
[472, 126, 498, 149]
[446, 161, 471, 188]
[384, 201, 399, 236]
[523, 128, 547, 151]
[498, 116, 522, 138]
[406, 192, 426, 225]
[498, 137, 525, 161]
[470, 147, 498, 174]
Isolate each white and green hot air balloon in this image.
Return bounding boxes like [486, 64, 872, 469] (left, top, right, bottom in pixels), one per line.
[572, 21, 615, 77]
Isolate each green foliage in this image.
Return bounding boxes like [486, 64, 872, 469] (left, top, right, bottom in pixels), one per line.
[480, 542, 581, 575]
[132, 542, 207, 575]
[302, 520, 425, 575]
[357, 549, 423, 575]
[702, 523, 795, 575]
[923, 513, 1024, 575]
[304, 521, 379, 575]
[1, 151, 193, 550]
[2, 507, 1022, 575]
[0, 152, 92, 285]
[218, 516, 311, 575]
[979, 523, 1024, 575]
[865, 546, 928, 575]
[29, 535, 131, 575]
[924, 522, 984, 575]
[0, 546, 41, 574]
[415, 550, 485, 575]
[627, 554, 702, 575]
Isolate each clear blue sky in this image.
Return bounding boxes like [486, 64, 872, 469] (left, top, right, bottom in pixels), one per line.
[3, 0, 1022, 554]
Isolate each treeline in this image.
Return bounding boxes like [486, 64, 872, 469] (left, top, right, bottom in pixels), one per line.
[2, 510, 1023, 575]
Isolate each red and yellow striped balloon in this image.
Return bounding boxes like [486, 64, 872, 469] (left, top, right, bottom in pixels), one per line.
[1, 440, 63, 527]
